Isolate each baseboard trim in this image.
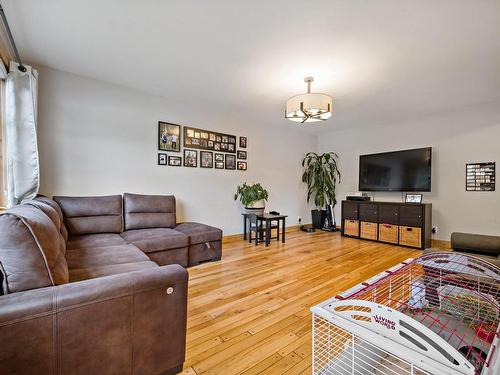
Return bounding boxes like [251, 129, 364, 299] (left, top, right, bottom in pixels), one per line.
[431, 239, 451, 249]
[223, 224, 304, 242]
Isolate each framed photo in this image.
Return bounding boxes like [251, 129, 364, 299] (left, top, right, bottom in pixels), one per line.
[200, 151, 213, 168]
[183, 126, 237, 153]
[237, 161, 247, 171]
[158, 153, 167, 165]
[466, 162, 495, 191]
[168, 155, 182, 166]
[237, 150, 247, 160]
[184, 149, 197, 167]
[215, 161, 224, 169]
[405, 193, 423, 203]
[215, 153, 224, 162]
[239, 136, 247, 148]
[158, 122, 181, 152]
[225, 154, 236, 170]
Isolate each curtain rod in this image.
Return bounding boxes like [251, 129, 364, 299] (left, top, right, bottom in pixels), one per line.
[0, 3, 26, 72]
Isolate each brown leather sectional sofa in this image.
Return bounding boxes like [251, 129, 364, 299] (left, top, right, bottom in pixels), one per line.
[0, 193, 223, 375]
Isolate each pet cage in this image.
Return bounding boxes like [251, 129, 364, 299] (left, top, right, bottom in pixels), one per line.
[311, 252, 500, 375]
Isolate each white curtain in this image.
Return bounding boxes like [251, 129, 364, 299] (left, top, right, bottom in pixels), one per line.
[5, 61, 39, 207]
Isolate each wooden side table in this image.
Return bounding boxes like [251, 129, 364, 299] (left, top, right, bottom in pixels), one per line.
[242, 213, 287, 246]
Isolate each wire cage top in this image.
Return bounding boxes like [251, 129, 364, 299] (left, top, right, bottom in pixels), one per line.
[312, 252, 500, 375]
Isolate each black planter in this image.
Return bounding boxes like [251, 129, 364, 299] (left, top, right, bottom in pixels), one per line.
[311, 209, 327, 229]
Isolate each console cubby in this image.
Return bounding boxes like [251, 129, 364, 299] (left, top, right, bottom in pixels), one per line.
[341, 200, 432, 249]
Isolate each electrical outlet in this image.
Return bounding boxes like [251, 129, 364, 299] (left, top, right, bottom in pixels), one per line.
[298, 216, 302, 224]
[432, 226, 438, 234]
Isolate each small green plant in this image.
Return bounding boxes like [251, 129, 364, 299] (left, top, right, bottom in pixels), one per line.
[302, 152, 341, 209]
[234, 183, 269, 207]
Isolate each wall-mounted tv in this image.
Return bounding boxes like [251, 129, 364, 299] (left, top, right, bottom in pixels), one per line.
[359, 147, 432, 192]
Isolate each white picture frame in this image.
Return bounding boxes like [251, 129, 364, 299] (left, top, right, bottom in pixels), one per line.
[405, 193, 423, 203]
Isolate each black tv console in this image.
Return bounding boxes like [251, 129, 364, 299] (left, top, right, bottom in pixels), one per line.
[341, 200, 432, 249]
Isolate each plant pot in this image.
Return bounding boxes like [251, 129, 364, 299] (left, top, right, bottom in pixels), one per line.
[311, 209, 327, 229]
[244, 199, 266, 215]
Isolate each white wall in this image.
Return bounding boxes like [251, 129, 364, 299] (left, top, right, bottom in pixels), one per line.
[318, 102, 500, 241]
[36, 66, 317, 235]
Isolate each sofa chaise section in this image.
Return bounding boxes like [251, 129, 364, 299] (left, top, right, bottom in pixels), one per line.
[175, 222, 223, 266]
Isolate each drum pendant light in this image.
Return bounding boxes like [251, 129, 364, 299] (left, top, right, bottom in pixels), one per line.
[285, 77, 332, 123]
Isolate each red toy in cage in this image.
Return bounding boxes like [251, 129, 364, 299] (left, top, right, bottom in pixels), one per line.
[311, 252, 500, 374]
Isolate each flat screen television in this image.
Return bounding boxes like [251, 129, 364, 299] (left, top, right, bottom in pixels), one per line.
[359, 147, 432, 192]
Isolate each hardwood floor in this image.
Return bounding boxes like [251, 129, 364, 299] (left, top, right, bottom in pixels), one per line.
[181, 230, 422, 375]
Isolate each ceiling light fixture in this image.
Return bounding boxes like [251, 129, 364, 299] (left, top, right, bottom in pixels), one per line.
[285, 77, 332, 123]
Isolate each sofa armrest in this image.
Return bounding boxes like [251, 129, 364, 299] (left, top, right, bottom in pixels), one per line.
[0, 265, 188, 375]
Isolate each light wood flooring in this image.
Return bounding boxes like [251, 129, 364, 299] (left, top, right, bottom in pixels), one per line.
[181, 230, 422, 375]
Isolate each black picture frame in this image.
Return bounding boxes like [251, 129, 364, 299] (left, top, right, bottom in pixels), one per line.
[158, 153, 167, 165]
[237, 161, 247, 171]
[405, 193, 422, 203]
[239, 136, 247, 148]
[183, 126, 237, 153]
[200, 151, 214, 168]
[215, 161, 224, 169]
[168, 155, 182, 166]
[237, 150, 247, 160]
[466, 162, 495, 191]
[225, 154, 236, 170]
[158, 122, 181, 152]
[215, 153, 224, 162]
[183, 149, 197, 167]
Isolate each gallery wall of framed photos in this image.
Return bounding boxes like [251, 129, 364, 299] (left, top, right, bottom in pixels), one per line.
[157, 121, 248, 171]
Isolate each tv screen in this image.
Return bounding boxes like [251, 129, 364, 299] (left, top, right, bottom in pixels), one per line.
[359, 147, 432, 192]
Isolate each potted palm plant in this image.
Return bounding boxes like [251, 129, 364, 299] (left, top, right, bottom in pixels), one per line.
[234, 182, 269, 214]
[302, 152, 341, 229]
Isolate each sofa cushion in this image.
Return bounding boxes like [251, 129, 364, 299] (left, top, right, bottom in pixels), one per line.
[66, 244, 149, 269]
[174, 222, 223, 244]
[147, 248, 188, 268]
[123, 193, 176, 230]
[54, 195, 123, 235]
[24, 200, 67, 254]
[121, 228, 188, 253]
[0, 205, 69, 294]
[34, 195, 68, 241]
[67, 233, 127, 250]
[69, 261, 158, 282]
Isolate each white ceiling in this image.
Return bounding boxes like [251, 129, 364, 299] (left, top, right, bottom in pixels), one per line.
[4, 0, 500, 134]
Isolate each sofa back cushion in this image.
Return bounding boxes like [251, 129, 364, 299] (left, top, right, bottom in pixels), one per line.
[54, 195, 123, 235]
[34, 195, 68, 241]
[0, 204, 69, 294]
[124, 193, 176, 230]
